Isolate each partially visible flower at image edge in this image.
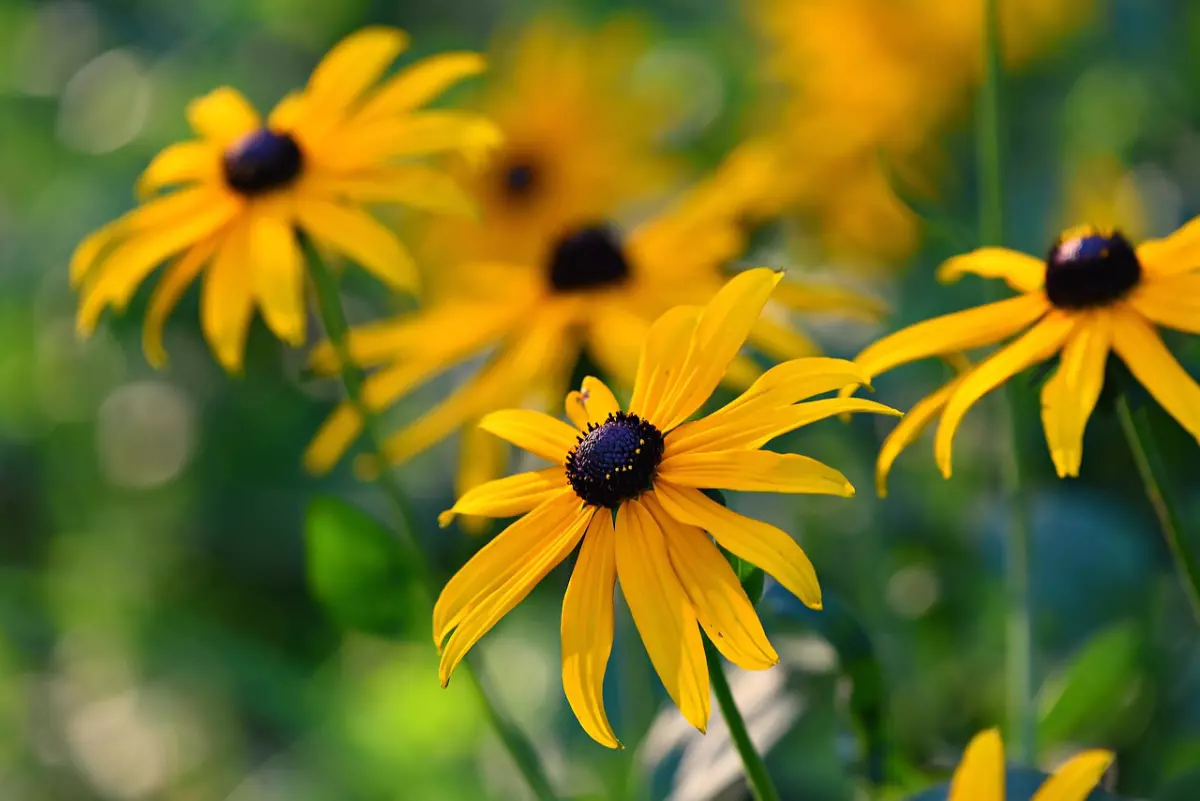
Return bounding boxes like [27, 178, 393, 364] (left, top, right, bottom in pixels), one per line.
[70, 26, 500, 372]
[432, 268, 899, 747]
[851, 219, 1200, 494]
[948, 728, 1113, 801]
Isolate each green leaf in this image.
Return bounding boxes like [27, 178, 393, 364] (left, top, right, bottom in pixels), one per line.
[304, 495, 423, 638]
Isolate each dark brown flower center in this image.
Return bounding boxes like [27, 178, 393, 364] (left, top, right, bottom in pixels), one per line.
[565, 411, 664, 508]
[547, 224, 631, 293]
[1044, 229, 1141, 309]
[222, 129, 304, 196]
[501, 160, 539, 199]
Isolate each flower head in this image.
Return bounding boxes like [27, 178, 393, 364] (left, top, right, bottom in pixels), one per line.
[948, 729, 1112, 801]
[432, 269, 898, 746]
[71, 27, 500, 372]
[854, 219, 1200, 493]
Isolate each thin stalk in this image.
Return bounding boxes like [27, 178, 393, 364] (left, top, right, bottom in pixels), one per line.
[1115, 396, 1200, 625]
[977, 0, 1035, 765]
[304, 242, 558, 801]
[705, 643, 781, 801]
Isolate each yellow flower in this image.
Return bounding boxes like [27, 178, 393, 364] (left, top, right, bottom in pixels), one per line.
[948, 728, 1113, 801]
[70, 27, 500, 372]
[432, 269, 898, 747]
[854, 220, 1200, 494]
[414, 15, 682, 272]
[303, 169, 883, 482]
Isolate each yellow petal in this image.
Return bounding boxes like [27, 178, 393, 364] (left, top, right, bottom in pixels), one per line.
[70, 220, 120, 288]
[454, 421, 510, 535]
[315, 165, 475, 216]
[143, 237, 217, 368]
[748, 316, 821, 363]
[561, 510, 620, 748]
[332, 111, 502, 169]
[1128, 273, 1200, 335]
[614, 499, 710, 733]
[478, 409, 579, 464]
[948, 728, 1005, 801]
[1031, 750, 1114, 801]
[876, 377, 960, 498]
[267, 91, 305, 130]
[199, 223, 255, 373]
[853, 293, 1050, 381]
[565, 376, 621, 431]
[653, 481, 821, 609]
[439, 504, 592, 686]
[935, 313, 1075, 477]
[1040, 311, 1112, 478]
[186, 87, 261, 146]
[303, 403, 363, 475]
[304, 27, 409, 122]
[247, 211, 306, 346]
[1137, 216, 1200, 278]
[1111, 306, 1200, 442]
[770, 279, 885, 321]
[628, 306, 700, 426]
[433, 490, 580, 647]
[655, 269, 784, 431]
[356, 51, 487, 123]
[136, 141, 220, 198]
[439, 467, 567, 528]
[938, 248, 1046, 293]
[645, 493, 778, 670]
[295, 199, 419, 292]
[585, 305, 649, 390]
[659, 449, 854, 496]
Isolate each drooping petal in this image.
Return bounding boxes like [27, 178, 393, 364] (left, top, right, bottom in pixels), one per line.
[355, 51, 487, 123]
[478, 409, 580, 464]
[938, 248, 1046, 293]
[136, 141, 220, 197]
[659, 449, 854, 496]
[1030, 750, 1114, 801]
[654, 481, 821, 609]
[565, 376, 621, 431]
[186, 87, 261, 146]
[433, 489, 580, 647]
[628, 306, 700, 426]
[295, 198, 419, 292]
[199, 222, 256, 373]
[935, 313, 1075, 477]
[876, 377, 960, 497]
[1128, 273, 1200, 335]
[853, 293, 1050, 381]
[645, 493, 778, 670]
[614, 499, 710, 733]
[247, 210, 306, 346]
[561, 510, 620, 748]
[314, 164, 475, 216]
[948, 729, 1005, 801]
[142, 237, 217, 368]
[1040, 311, 1112, 478]
[1111, 306, 1200, 443]
[303, 27, 409, 123]
[438, 467, 568, 527]
[439, 504, 592, 686]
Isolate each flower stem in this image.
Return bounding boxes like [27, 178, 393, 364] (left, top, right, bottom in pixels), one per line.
[705, 642, 781, 801]
[977, 0, 1035, 765]
[304, 241, 559, 801]
[1115, 396, 1200, 625]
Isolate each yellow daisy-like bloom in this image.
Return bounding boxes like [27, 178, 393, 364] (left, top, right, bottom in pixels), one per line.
[432, 269, 898, 747]
[70, 27, 500, 372]
[855, 220, 1200, 494]
[415, 15, 681, 272]
[948, 729, 1113, 801]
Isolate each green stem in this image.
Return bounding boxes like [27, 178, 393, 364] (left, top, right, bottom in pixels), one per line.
[978, 0, 1035, 765]
[705, 643, 781, 801]
[1115, 397, 1200, 625]
[304, 241, 558, 801]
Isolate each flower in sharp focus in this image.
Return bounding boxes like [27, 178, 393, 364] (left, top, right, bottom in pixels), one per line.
[70, 27, 500, 372]
[431, 268, 898, 747]
[853, 220, 1200, 494]
[947, 728, 1113, 801]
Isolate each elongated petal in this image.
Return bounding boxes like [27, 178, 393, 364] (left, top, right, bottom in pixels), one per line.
[294, 199, 418, 291]
[1040, 311, 1112, 478]
[143, 238, 217, 367]
[478, 409, 578, 464]
[356, 51, 487, 123]
[949, 729, 1005, 801]
[1111, 307, 1200, 442]
[935, 313, 1074, 477]
[439, 467, 567, 527]
[938, 248, 1046, 293]
[654, 481, 821, 609]
[136, 141, 219, 197]
[771, 279, 885, 321]
[334, 111, 502, 168]
[853, 293, 1050, 381]
[1137, 217, 1200, 278]
[1128, 274, 1200, 335]
[655, 269, 784, 430]
[659, 449, 854, 496]
[561, 511, 620, 748]
[248, 211, 306, 346]
[615, 500, 710, 732]
[440, 504, 592, 686]
[187, 87, 261, 145]
[876, 377, 960, 497]
[628, 306, 699, 425]
[1031, 750, 1114, 801]
[645, 494, 778, 670]
[565, 376, 621, 431]
[316, 164, 475, 216]
[304, 27, 408, 122]
[454, 420, 509, 536]
[433, 490, 580, 647]
[200, 223, 255, 372]
[749, 316, 820, 363]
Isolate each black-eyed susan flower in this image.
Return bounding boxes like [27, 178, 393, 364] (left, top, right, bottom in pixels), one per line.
[431, 269, 898, 747]
[70, 27, 500, 372]
[856, 221, 1200, 494]
[947, 729, 1112, 801]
